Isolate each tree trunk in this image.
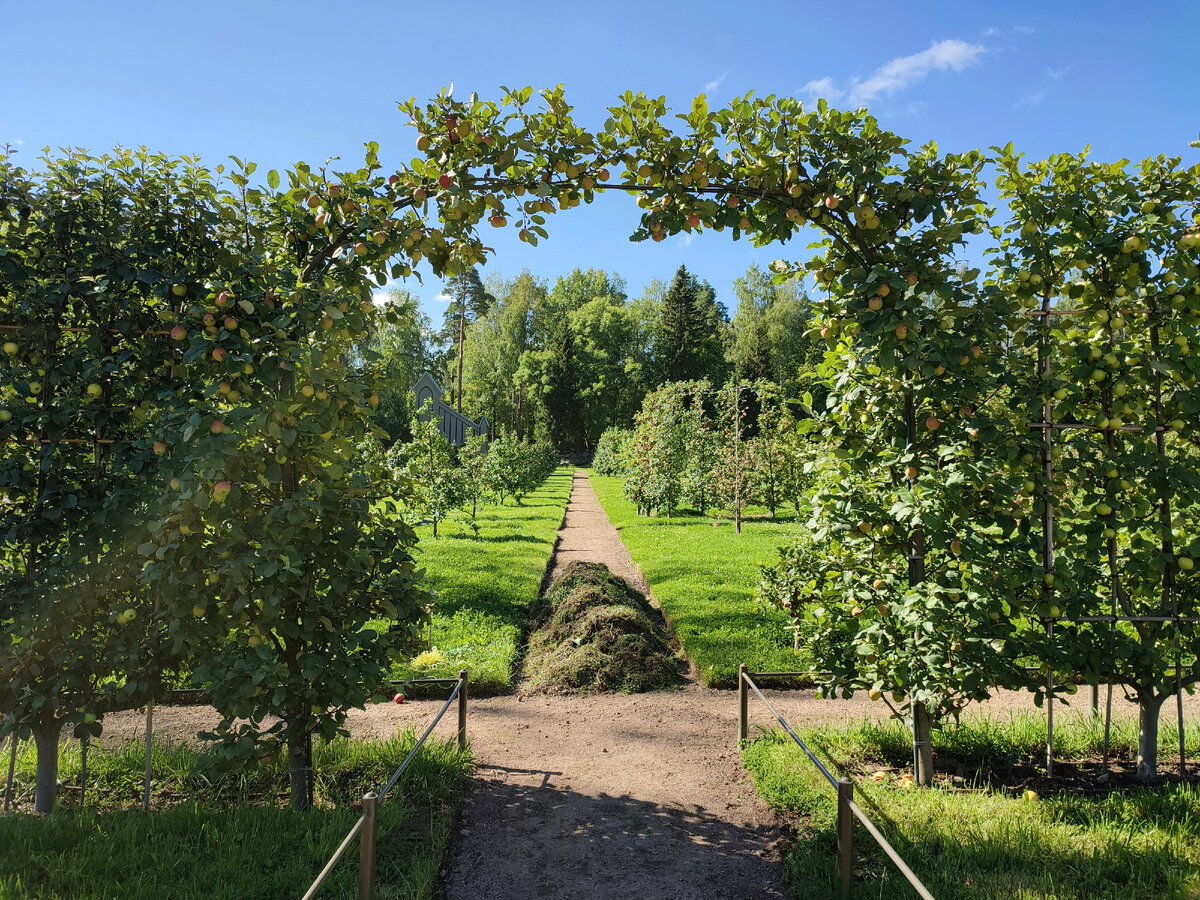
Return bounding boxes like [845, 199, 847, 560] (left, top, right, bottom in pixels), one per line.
[1136, 690, 1165, 780]
[32, 718, 63, 814]
[287, 730, 312, 810]
[913, 701, 934, 786]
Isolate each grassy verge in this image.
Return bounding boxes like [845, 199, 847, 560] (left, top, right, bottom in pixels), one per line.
[743, 714, 1200, 899]
[589, 472, 806, 686]
[0, 732, 471, 900]
[385, 468, 572, 694]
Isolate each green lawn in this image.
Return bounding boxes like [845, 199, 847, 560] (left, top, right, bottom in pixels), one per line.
[387, 468, 572, 693]
[0, 732, 472, 900]
[743, 715, 1200, 899]
[589, 472, 807, 687]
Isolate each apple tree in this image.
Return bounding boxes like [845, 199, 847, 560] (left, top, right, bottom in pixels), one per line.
[0, 148, 220, 811]
[137, 150, 442, 809]
[992, 146, 1200, 778]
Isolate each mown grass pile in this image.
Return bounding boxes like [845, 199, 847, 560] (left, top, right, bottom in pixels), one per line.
[523, 561, 680, 694]
[742, 714, 1200, 899]
[382, 467, 573, 694]
[590, 472, 805, 686]
[0, 732, 471, 900]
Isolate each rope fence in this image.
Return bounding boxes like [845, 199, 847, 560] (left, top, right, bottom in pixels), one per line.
[737, 664, 935, 900]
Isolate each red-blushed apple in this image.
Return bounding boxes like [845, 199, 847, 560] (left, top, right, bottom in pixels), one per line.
[438, 174, 453, 189]
[211, 347, 226, 362]
[412, 187, 427, 203]
[906, 272, 919, 286]
[925, 416, 940, 431]
[170, 325, 187, 341]
[387, 174, 400, 186]
[895, 324, 908, 339]
[868, 297, 883, 311]
[824, 195, 840, 209]
[393, 693, 406, 704]
[217, 290, 231, 307]
[726, 195, 739, 208]
[598, 167, 611, 181]
[223, 316, 236, 330]
[212, 480, 231, 503]
[490, 215, 506, 227]
[152, 441, 166, 455]
[876, 284, 890, 297]
[211, 420, 226, 434]
[687, 213, 701, 228]
[169, 477, 181, 490]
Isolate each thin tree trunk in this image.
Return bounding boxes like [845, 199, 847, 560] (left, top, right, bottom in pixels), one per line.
[32, 718, 63, 814]
[287, 729, 312, 810]
[1137, 690, 1164, 780]
[456, 295, 466, 414]
[913, 702, 934, 785]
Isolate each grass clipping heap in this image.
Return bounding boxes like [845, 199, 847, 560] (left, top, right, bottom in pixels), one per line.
[524, 562, 679, 694]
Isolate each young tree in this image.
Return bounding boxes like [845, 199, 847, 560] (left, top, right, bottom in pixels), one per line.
[459, 432, 490, 533]
[390, 400, 466, 537]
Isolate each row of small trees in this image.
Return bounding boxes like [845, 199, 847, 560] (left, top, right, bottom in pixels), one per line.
[595, 380, 813, 532]
[385, 403, 558, 536]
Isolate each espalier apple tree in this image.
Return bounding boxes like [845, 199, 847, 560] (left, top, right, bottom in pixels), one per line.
[993, 146, 1200, 778]
[0, 148, 218, 812]
[137, 150, 437, 809]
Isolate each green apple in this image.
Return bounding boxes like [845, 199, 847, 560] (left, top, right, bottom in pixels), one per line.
[86, 383, 103, 398]
[1179, 557, 1195, 571]
[2, 341, 17, 355]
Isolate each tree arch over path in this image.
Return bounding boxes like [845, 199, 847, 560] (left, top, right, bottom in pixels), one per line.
[3, 87, 1197, 808]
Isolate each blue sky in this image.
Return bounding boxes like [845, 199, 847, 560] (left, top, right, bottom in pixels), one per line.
[3, 1, 1198, 322]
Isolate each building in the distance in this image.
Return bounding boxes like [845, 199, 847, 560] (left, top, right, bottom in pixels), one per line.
[412, 373, 490, 446]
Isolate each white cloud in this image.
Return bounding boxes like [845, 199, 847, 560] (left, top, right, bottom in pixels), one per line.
[984, 24, 1034, 38]
[801, 76, 843, 102]
[801, 39, 985, 108]
[704, 72, 729, 93]
[678, 233, 696, 248]
[433, 292, 453, 303]
[847, 40, 985, 106]
[1011, 90, 1046, 110]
